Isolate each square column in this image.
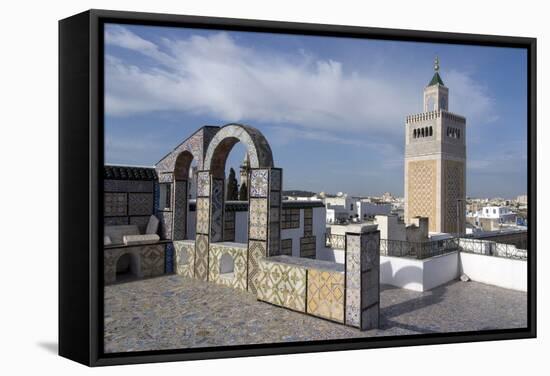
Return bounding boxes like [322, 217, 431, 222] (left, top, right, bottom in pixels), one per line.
[172, 178, 187, 240]
[345, 226, 380, 330]
[247, 168, 283, 293]
[194, 171, 211, 281]
[156, 172, 174, 240]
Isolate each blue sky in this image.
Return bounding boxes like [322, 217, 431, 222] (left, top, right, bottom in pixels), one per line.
[104, 24, 528, 198]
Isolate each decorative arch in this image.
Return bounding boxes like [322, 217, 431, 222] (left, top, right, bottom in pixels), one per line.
[204, 123, 274, 178]
[154, 126, 220, 241]
[193, 123, 282, 293]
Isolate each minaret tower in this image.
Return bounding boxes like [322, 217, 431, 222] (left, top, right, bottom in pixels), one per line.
[404, 57, 467, 234]
[239, 153, 250, 188]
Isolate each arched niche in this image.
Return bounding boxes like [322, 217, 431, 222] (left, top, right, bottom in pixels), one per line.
[171, 150, 196, 241]
[194, 124, 282, 292]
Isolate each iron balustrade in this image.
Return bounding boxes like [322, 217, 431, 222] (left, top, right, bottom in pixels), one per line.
[324, 233, 527, 260]
[325, 233, 346, 250]
[380, 238, 459, 259]
[457, 238, 527, 260]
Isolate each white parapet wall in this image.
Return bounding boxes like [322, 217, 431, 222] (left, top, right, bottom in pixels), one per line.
[380, 251, 460, 292]
[459, 252, 527, 292]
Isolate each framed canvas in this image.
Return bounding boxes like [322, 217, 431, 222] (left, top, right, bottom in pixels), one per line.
[59, 9, 536, 366]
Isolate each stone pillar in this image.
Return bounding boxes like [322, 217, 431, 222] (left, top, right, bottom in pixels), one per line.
[156, 172, 174, 240]
[247, 167, 283, 293]
[172, 178, 187, 240]
[194, 171, 211, 281]
[210, 177, 225, 243]
[345, 226, 380, 330]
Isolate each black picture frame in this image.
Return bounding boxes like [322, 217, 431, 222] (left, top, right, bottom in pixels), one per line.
[59, 9, 537, 367]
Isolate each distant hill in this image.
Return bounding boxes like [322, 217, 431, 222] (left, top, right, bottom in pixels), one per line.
[283, 190, 317, 197]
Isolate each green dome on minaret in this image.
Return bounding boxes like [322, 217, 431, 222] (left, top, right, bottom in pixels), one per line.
[428, 56, 445, 86]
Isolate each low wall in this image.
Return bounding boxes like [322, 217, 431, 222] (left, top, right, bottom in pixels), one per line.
[256, 256, 346, 322]
[104, 243, 166, 285]
[380, 251, 459, 292]
[460, 252, 527, 292]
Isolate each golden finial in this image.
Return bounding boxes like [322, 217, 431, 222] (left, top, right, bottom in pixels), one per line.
[434, 56, 440, 72]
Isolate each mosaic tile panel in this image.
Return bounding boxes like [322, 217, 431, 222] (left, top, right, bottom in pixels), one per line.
[158, 173, 173, 183]
[203, 124, 275, 171]
[104, 192, 127, 216]
[247, 240, 267, 294]
[164, 242, 175, 274]
[153, 182, 160, 212]
[141, 244, 166, 278]
[210, 178, 224, 242]
[208, 244, 248, 291]
[345, 234, 361, 327]
[270, 208, 280, 222]
[344, 230, 381, 330]
[270, 191, 281, 207]
[307, 269, 345, 323]
[250, 169, 269, 198]
[194, 234, 209, 281]
[249, 198, 268, 240]
[197, 171, 210, 197]
[104, 179, 154, 193]
[269, 221, 281, 256]
[104, 216, 128, 226]
[196, 198, 210, 235]
[104, 244, 167, 285]
[360, 230, 380, 330]
[361, 231, 380, 271]
[155, 128, 208, 174]
[362, 268, 380, 308]
[270, 169, 282, 191]
[104, 248, 123, 285]
[157, 211, 173, 240]
[172, 180, 187, 240]
[128, 193, 154, 216]
[174, 240, 195, 278]
[256, 259, 306, 312]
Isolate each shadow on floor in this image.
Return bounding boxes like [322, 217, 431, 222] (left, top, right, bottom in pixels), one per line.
[37, 341, 58, 354]
[380, 281, 455, 332]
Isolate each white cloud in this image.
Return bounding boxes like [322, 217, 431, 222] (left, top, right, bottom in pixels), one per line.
[104, 26, 497, 140]
[445, 69, 498, 125]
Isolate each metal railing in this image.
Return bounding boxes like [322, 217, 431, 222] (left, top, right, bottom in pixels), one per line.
[325, 233, 346, 250]
[380, 238, 459, 260]
[324, 233, 527, 261]
[458, 238, 527, 260]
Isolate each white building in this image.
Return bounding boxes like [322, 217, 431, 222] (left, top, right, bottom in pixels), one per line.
[480, 206, 517, 222]
[516, 194, 528, 205]
[356, 201, 392, 220]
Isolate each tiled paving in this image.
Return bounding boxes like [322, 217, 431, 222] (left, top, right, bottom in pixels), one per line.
[104, 275, 527, 353]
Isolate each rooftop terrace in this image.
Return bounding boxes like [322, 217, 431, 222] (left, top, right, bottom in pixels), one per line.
[104, 274, 526, 353]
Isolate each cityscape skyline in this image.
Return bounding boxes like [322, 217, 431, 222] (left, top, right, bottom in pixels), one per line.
[104, 24, 528, 198]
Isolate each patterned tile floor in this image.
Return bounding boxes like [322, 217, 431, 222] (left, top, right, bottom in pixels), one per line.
[104, 275, 527, 353]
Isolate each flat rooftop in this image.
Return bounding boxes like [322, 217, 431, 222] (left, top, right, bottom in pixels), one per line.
[104, 275, 526, 353]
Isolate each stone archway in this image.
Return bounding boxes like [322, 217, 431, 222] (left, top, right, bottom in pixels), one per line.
[154, 126, 219, 241]
[195, 124, 282, 293]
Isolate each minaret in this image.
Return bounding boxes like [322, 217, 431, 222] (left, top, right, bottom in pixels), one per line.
[404, 57, 466, 234]
[239, 154, 250, 188]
